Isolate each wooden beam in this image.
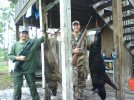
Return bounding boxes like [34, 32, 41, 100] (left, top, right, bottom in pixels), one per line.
[123, 14, 134, 21]
[112, 0, 125, 100]
[122, 4, 133, 11]
[23, 16, 28, 29]
[123, 32, 134, 36]
[15, 0, 36, 24]
[15, 25, 19, 41]
[45, 0, 59, 12]
[59, 0, 73, 100]
[38, 0, 51, 99]
[123, 23, 134, 28]
[97, 1, 112, 10]
[129, 0, 134, 7]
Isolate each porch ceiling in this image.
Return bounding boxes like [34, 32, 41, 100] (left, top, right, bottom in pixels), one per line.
[15, 0, 99, 28]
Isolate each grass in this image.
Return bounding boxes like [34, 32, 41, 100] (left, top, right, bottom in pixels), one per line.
[0, 64, 9, 73]
[0, 64, 13, 90]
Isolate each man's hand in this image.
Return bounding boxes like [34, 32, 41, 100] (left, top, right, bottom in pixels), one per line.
[16, 55, 26, 61]
[73, 48, 81, 54]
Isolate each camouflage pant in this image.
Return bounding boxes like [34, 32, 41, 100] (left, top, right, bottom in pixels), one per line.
[73, 65, 87, 100]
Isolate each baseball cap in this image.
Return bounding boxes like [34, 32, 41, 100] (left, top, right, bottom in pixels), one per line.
[72, 20, 80, 25]
[21, 29, 28, 34]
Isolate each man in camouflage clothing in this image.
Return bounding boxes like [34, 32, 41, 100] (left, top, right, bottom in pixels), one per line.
[72, 20, 88, 100]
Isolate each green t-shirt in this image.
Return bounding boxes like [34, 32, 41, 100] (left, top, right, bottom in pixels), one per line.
[8, 36, 44, 76]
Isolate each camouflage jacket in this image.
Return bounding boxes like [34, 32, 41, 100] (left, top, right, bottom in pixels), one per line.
[71, 33, 88, 67]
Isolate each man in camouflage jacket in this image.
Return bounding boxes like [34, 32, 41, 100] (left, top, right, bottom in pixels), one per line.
[72, 20, 88, 100]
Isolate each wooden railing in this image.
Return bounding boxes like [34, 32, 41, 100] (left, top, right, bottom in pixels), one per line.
[15, 0, 29, 18]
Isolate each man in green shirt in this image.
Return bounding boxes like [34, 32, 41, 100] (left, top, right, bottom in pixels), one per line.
[8, 30, 45, 100]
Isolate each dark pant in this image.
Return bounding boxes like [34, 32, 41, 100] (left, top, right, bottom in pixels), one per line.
[13, 73, 40, 100]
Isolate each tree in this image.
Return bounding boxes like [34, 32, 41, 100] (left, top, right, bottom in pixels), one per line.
[0, 1, 15, 61]
[0, 2, 15, 49]
[8, 0, 18, 4]
[0, 22, 4, 46]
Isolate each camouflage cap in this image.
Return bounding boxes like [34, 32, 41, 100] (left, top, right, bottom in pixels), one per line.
[72, 20, 80, 25]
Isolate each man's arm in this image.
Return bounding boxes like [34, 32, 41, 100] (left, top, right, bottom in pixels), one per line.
[8, 44, 16, 61]
[30, 31, 45, 51]
[8, 44, 26, 61]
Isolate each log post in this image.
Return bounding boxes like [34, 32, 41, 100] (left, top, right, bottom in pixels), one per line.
[112, 0, 125, 99]
[59, 0, 73, 99]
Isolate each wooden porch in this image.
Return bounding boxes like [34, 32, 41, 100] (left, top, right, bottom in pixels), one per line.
[13, 0, 134, 100]
[0, 79, 134, 100]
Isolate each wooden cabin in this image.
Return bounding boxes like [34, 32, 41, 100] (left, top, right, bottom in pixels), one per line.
[13, 0, 134, 99]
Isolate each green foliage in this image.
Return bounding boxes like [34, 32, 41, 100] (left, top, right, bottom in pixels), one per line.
[0, 34, 4, 45]
[8, 0, 18, 4]
[0, 22, 4, 32]
[0, 48, 8, 61]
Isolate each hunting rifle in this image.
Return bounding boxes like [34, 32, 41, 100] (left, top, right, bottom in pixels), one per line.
[13, 38, 37, 71]
[72, 16, 92, 66]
